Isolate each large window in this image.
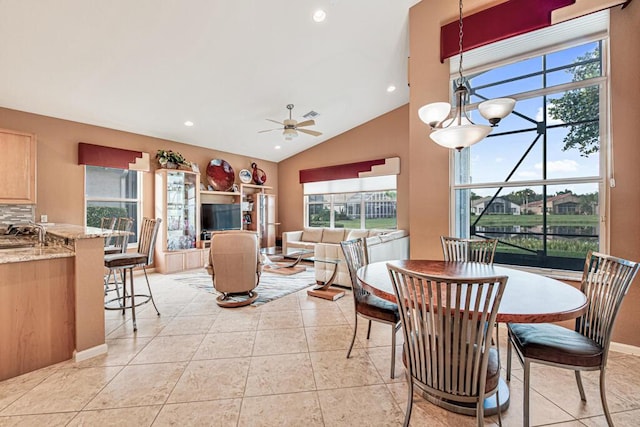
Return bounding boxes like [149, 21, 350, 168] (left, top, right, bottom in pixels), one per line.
[304, 174, 397, 229]
[306, 191, 397, 229]
[453, 38, 606, 271]
[85, 166, 142, 243]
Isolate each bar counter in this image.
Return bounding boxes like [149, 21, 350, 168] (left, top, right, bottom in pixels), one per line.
[0, 224, 114, 381]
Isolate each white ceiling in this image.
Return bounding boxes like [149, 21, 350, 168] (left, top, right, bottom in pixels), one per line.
[0, 0, 419, 162]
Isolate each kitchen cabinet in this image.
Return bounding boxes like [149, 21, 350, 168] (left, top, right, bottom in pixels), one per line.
[0, 128, 36, 204]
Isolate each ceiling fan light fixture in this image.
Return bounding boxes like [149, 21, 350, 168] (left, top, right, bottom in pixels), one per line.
[283, 128, 298, 140]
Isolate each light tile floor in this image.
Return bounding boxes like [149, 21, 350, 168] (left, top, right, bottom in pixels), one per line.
[2, 270, 640, 426]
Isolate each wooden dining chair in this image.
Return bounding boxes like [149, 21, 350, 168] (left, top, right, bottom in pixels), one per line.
[506, 251, 639, 427]
[387, 263, 508, 427]
[441, 236, 498, 264]
[340, 238, 401, 379]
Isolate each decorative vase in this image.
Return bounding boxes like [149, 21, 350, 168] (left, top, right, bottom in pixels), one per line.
[165, 161, 177, 169]
[251, 162, 267, 185]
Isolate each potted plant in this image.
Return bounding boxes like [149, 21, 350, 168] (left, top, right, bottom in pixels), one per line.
[156, 149, 189, 169]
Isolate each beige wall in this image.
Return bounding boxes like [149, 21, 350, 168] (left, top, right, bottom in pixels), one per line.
[0, 107, 278, 227]
[277, 105, 410, 234]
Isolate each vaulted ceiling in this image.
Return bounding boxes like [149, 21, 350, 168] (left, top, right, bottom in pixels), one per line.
[0, 0, 420, 162]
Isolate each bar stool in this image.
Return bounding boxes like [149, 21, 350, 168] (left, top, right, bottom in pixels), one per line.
[104, 217, 134, 297]
[104, 218, 162, 331]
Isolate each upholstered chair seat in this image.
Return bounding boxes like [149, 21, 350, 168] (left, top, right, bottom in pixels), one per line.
[508, 323, 603, 368]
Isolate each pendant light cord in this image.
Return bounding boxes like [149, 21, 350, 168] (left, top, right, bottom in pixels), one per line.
[458, 0, 464, 84]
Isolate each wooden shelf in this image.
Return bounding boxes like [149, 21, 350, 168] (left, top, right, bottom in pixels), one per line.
[240, 183, 273, 191]
[200, 190, 240, 196]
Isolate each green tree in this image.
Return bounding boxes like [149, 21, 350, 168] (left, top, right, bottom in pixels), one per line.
[548, 49, 601, 157]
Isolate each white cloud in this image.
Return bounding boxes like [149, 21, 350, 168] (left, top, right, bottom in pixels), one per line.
[535, 107, 564, 125]
[517, 170, 538, 178]
[534, 160, 579, 173]
[495, 157, 504, 163]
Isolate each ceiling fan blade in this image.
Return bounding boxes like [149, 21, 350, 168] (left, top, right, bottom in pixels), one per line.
[295, 119, 315, 128]
[258, 128, 280, 133]
[297, 128, 323, 137]
[266, 119, 284, 125]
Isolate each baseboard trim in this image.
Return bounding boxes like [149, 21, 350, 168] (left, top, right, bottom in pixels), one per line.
[610, 341, 640, 356]
[74, 343, 108, 362]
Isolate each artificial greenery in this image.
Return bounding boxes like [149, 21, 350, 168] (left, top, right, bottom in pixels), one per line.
[156, 149, 189, 167]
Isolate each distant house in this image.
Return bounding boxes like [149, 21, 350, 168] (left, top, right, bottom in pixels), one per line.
[345, 192, 396, 218]
[471, 197, 521, 215]
[524, 193, 596, 215]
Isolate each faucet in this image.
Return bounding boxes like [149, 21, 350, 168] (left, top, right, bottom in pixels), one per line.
[28, 221, 47, 245]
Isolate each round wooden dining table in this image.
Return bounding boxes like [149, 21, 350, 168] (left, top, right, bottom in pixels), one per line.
[356, 260, 589, 416]
[357, 260, 588, 324]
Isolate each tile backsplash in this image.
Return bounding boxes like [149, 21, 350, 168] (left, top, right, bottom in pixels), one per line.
[0, 204, 35, 226]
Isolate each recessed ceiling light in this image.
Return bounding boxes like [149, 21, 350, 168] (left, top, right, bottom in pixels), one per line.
[275, 145, 281, 150]
[184, 121, 194, 126]
[313, 9, 326, 22]
[387, 85, 396, 93]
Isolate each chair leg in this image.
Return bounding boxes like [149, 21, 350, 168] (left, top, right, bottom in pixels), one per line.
[599, 368, 614, 427]
[346, 315, 358, 359]
[142, 266, 160, 316]
[125, 268, 137, 331]
[523, 360, 531, 427]
[476, 399, 485, 427]
[390, 324, 396, 379]
[575, 370, 587, 401]
[506, 336, 512, 382]
[403, 377, 413, 427]
[495, 387, 502, 427]
[366, 319, 372, 339]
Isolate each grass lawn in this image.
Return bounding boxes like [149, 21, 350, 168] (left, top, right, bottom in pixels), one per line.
[473, 214, 598, 227]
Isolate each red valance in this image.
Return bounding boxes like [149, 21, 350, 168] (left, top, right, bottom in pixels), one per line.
[441, 0, 632, 63]
[299, 157, 400, 184]
[78, 143, 150, 171]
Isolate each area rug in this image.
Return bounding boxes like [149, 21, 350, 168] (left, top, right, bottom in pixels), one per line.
[262, 264, 306, 275]
[170, 267, 316, 306]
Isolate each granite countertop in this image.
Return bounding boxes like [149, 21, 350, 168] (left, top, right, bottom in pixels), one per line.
[43, 223, 117, 240]
[0, 223, 122, 265]
[0, 244, 74, 264]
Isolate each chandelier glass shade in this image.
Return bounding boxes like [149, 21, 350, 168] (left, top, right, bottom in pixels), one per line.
[419, 0, 515, 151]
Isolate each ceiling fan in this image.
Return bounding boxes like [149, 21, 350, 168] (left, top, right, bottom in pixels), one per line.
[258, 104, 322, 140]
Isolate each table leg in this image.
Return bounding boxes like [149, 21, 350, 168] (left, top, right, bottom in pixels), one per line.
[307, 262, 345, 301]
[417, 377, 510, 416]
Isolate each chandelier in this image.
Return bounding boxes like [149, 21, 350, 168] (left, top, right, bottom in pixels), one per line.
[418, 0, 515, 151]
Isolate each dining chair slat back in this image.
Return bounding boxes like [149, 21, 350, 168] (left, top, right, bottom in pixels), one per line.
[441, 236, 498, 264]
[387, 263, 507, 427]
[506, 251, 640, 427]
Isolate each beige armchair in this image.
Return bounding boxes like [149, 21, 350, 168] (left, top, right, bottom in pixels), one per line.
[206, 231, 262, 307]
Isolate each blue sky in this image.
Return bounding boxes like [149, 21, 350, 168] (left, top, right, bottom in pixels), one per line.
[458, 41, 601, 197]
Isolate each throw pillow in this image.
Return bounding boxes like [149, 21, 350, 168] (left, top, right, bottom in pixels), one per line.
[302, 227, 323, 242]
[322, 228, 346, 243]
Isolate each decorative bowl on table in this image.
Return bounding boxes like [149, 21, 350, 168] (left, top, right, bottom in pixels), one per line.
[206, 159, 235, 191]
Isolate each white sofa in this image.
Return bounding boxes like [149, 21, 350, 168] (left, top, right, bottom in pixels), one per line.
[282, 227, 409, 288]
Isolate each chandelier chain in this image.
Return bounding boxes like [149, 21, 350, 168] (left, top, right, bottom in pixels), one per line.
[458, 0, 464, 83]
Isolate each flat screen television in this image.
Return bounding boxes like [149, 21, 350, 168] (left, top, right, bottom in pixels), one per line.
[201, 203, 241, 231]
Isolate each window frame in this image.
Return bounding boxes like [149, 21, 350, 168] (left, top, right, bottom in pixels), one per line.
[449, 37, 610, 273]
[304, 190, 398, 230]
[84, 165, 143, 246]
